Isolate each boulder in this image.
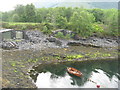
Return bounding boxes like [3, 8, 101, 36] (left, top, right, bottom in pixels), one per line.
[46, 37, 57, 42]
[67, 41, 82, 46]
[46, 37, 62, 46]
[67, 41, 101, 48]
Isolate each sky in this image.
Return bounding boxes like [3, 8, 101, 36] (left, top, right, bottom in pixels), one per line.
[0, 0, 119, 12]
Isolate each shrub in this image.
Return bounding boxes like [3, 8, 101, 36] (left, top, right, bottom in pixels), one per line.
[42, 26, 51, 34]
[55, 32, 71, 39]
[93, 24, 104, 33]
[55, 32, 64, 38]
[65, 33, 71, 39]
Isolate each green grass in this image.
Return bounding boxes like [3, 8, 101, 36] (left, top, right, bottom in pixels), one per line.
[8, 22, 40, 25]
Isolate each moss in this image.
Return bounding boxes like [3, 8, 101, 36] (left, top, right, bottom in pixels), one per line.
[85, 52, 112, 58]
[11, 62, 16, 67]
[66, 54, 84, 59]
[14, 69, 18, 73]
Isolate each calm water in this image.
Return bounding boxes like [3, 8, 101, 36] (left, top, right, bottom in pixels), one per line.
[29, 59, 119, 88]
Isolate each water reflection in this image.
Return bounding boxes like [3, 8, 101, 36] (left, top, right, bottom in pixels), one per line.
[29, 59, 119, 88]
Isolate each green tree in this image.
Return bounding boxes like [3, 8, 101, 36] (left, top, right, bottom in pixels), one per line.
[103, 9, 118, 36]
[56, 15, 67, 29]
[0, 12, 2, 22]
[36, 8, 48, 23]
[2, 12, 9, 21]
[12, 14, 20, 22]
[14, 4, 25, 22]
[35, 8, 43, 23]
[89, 9, 104, 23]
[25, 3, 36, 22]
[70, 10, 95, 37]
[64, 7, 73, 21]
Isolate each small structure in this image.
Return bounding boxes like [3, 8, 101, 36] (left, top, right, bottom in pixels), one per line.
[0, 29, 13, 41]
[0, 29, 26, 41]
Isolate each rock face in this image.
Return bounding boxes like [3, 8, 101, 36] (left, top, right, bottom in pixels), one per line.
[0, 29, 118, 50]
[67, 37, 118, 48]
[67, 41, 101, 48]
[46, 37, 62, 46]
[0, 30, 62, 50]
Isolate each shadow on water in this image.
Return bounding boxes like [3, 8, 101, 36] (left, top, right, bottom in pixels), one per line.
[29, 59, 119, 88]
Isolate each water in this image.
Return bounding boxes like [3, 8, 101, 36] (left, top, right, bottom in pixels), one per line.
[29, 59, 119, 88]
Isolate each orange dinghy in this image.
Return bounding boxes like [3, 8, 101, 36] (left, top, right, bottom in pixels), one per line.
[67, 67, 83, 77]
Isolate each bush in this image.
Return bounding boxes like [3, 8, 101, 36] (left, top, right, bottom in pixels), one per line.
[55, 32, 64, 38]
[55, 32, 71, 39]
[93, 24, 104, 33]
[42, 26, 51, 34]
[65, 33, 71, 39]
[1, 22, 9, 28]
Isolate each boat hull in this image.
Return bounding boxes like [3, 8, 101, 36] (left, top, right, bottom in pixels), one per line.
[67, 67, 83, 77]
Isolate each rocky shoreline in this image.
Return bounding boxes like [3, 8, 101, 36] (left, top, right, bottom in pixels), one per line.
[0, 30, 119, 50]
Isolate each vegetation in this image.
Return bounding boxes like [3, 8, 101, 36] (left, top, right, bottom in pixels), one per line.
[0, 3, 119, 37]
[55, 32, 71, 39]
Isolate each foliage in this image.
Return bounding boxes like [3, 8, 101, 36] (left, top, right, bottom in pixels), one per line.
[69, 10, 95, 37]
[92, 24, 104, 33]
[12, 14, 20, 22]
[66, 54, 84, 59]
[14, 4, 26, 22]
[42, 26, 51, 34]
[55, 32, 71, 39]
[55, 32, 64, 39]
[56, 15, 67, 29]
[25, 4, 36, 22]
[102, 9, 118, 36]
[88, 8, 104, 22]
[2, 22, 43, 30]
[1, 4, 118, 37]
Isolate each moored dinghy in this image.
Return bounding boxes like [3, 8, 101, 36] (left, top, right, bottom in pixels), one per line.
[67, 67, 83, 77]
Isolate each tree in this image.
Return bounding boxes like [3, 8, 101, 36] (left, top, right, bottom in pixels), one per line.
[0, 12, 2, 22]
[2, 12, 9, 22]
[12, 14, 20, 22]
[89, 9, 104, 23]
[36, 8, 48, 23]
[103, 9, 118, 36]
[35, 9, 42, 23]
[56, 15, 67, 29]
[64, 7, 73, 22]
[14, 4, 25, 22]
[25, 4, 36, 22]
[70, 10, 95, 37]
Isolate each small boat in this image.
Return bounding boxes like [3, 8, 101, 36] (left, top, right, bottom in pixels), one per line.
[67, 67, 83, 77]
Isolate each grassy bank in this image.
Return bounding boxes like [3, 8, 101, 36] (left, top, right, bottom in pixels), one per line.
[1, 22, 119, 38]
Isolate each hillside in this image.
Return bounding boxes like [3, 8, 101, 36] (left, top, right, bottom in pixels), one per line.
[33, 2, 118, 9]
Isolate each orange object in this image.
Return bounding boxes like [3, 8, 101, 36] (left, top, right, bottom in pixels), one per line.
[67, 67, 83, 77]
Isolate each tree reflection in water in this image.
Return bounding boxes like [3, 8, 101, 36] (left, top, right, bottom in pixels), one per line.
[29, 59, 119, 88]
